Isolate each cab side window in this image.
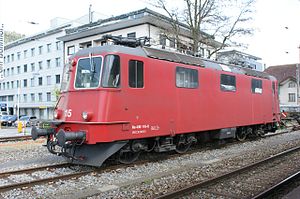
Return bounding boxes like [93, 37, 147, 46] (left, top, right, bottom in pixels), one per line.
[176, 67, 198, 88]
[220, 74, 236, 92]
[102, 55, 120, 88]
[252, 79, 263, 94]
[129, 60, 144, 88]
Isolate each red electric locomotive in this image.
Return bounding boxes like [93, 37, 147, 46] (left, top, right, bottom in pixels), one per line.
[32, 36, 280, 167]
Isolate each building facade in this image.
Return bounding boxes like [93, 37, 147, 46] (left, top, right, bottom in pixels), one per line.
[0, 25, 71, 119]
[59, 8, 221, 62]
[265, 64, 300, 108]
[0, 8, 222, 119]
[217, 50, 265, 72]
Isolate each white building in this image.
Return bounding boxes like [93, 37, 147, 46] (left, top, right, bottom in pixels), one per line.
[58, 8, 221, 62]
[265, 64, 300, 110]
[0, 24, 71, 119]
[217, 50, 265, 72]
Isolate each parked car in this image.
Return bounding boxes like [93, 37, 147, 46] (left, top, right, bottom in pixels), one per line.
[7, 115, 18, 126]
[14, 116, 38, 127]
[0, 111, 8, 117]
[1, 115, 11, 126]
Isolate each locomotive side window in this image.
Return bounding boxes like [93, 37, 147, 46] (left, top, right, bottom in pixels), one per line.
[176, 67, 198, 88]
[102, 55, 120, 88]
[251, 79, 263, 94]
[129, 60, 144, 88]
[220, 74, 236, 92]
[75, 56, 102, 89]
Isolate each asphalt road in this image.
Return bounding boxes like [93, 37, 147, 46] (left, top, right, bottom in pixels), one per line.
[0, 126, 32, 137]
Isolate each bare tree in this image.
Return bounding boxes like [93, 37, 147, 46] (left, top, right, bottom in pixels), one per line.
[151, 0, 182, 50]
[152, 0, 255, 58]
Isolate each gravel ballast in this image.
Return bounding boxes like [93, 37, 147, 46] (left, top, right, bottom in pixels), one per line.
[0, 131, 300, 198]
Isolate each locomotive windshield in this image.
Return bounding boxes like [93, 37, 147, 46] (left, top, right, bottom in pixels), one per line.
[75, 56, 102, 89]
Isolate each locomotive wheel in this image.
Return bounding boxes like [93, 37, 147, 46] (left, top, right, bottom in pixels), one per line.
[175, 134, 195, 154]
[175, 142, 192, 154]
[236, 128, 247, 141]
[118, 150, 140, 164]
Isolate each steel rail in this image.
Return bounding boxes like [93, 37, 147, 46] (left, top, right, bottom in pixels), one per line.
[155, 145, 300, 199]
[0, 135, 33, 143]
[0, 163, 70, 177]
[251, 170, 300, 199]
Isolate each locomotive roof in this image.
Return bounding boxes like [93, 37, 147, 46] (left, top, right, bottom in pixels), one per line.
[74, 45, 276, 81]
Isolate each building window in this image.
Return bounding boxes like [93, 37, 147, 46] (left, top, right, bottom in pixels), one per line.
[11, 81, 14, 89]
[289, 93, 296, 102]
[251, 79, 263, 94]
[17, 66, 20, 74]
[24, 64, 28, 73]
[176, 67, 198, 88]
[31, 63, 35, 72]
[38, 77, 43, 86]
[169, 37, 175, 48]
[38, 61, 43, 70]
[31, 93, 35, 102]
[67, 46, 75, 55]
[127, 32, 136, 38]
[56, 41, 61, 50]
[129, 60, 144, 88]
[206, 49, 211, 57]
[200, 48, 205, 57]
[24, 50, 28, 58]
[47, 43, 51, 53]
[23, 94, 27, 103]
[55, 74, 61, 84]
[11, 54, 14, 62]
[7, 82, 9, 89]
[220, 74, 236, 92]
[38, 46, 43, 55]
[46, 92, 51, 102]
[31, 78, 35, 87]
[23, 79, 28, 87]
[47, 59, 51, 68]
[8, 95, 14, 101]
[159, 34, 167, 46]
[17, 52, 21, 60]
[55, 57, 61, 67]
[11, 67, 14, 75]
[47, 76, 51, 85]
[38, 93, 43, 102]
[31, 48, 35, 57]
[288, 81, 296, 88]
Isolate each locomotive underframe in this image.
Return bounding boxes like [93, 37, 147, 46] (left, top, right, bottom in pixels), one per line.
[32, 122, 277, 167]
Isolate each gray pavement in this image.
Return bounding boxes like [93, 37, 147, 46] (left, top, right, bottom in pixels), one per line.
[0, 126, 32, 137]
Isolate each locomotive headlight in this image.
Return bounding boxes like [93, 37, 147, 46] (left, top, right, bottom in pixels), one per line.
[82, 111, 92, 121]
[54, 109, 62, 119]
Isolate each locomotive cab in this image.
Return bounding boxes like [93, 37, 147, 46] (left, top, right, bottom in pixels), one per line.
[31, 47, 130, 166]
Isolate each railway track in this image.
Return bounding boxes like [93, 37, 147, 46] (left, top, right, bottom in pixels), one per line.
[156, 145, 300, 199]
[252, 170, 300, 199]
[0, 162, 99, 192]
[0, 135, 33, 143]
[0, 129, 297, 195]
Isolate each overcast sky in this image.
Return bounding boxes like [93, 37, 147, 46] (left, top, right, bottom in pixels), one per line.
[0, 0, 299, 67]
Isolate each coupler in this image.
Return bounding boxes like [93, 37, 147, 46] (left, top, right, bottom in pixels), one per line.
[56, 129, 86, 147]
[31, 126, 55, 140]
